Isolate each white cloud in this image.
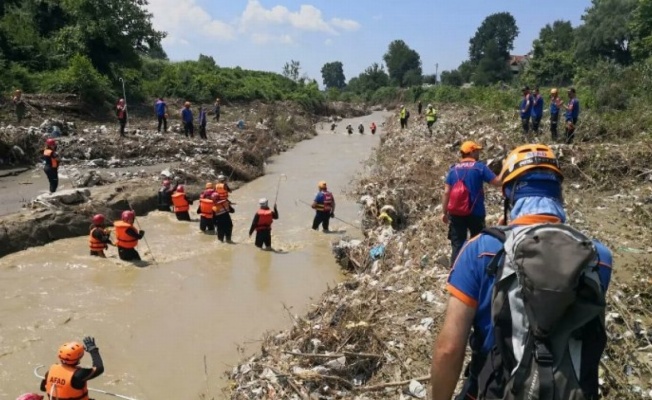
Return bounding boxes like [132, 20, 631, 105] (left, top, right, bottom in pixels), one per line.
[330, 18, 360, 32]
[147, 0, 235, 43]
[252, 33, 294, 45]
[324, 38, 333, 46]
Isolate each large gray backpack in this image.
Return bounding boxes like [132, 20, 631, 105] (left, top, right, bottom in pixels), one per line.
[477, 224, 606, 400]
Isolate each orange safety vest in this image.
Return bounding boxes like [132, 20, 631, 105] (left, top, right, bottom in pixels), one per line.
[44, 149, 59, 168]
[89, 227, 108, 251]
[45, 364, 89, 400]
[256, 209, 274, 231]
[314, 191, 334, 212]
[215, 183, 229, 200]
[171, 192, 189, 212]
[199, 198, 215, 218]
[114, 221, 138, 249]
[213, 200, 230, 216]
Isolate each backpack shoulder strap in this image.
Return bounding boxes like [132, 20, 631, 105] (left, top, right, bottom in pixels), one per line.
[481, 227, 508, 276]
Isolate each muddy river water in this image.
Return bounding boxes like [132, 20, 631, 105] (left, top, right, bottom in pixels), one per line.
[0, 112, 388, 399]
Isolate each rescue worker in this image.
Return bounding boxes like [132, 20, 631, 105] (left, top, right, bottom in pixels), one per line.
[181, 101, 194, 138]
[200, 182, 214, 199]
[157, 179, 178, 211]
[42, 138, 60, 194]
[214, 175, 232, 200]
[370, 122, 377, 135]
[114, 210, 145, 261]
[441, 141, 501, 265]
[549, 88, 563, 142]
[248, 198, 279, 250]
[171, 185, 192, 221]
[564, 87, 580, 144]
[213, 98, 221, 122]
[198, 191, 216, 232]
[16, 394, 43, 400]
[399, 105, 408, 129]
[13, 89, 26, 123]
[40, 337, 104, 399]
[198, 106, 208, 139]
[89, 214, 112, 258]
[346, 124, 353, 134]
[519, 86, 533, 135]
[358, 123, 364, 134]
[213, 192, 235, 243]
[155, 97, 168, 133]
[425, 104, 437, 135]
[429, 144, 613, 400]
[531, 86, 544, 134]
[311, 181, 335, 232]
[417, 100, 423, 115]
[116, 98, 127, 137]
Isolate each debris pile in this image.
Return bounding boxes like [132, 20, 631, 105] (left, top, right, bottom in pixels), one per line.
[228, 104, 652, 399]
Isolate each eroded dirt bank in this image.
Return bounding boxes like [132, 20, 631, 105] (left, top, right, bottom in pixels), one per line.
[228, 105, 652, 399]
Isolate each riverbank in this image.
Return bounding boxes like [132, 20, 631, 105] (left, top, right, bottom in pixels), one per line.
[227, 104, 652, 399]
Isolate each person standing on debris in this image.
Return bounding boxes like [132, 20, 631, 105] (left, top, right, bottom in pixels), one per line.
[399, 105, 408, 129]
[564, 87, 580, 144]
[157, 179, 178, 211]
[41, 338, 104, 399]
[12, 89, 26, 123]
[116, 98, 127, 137]
[549, 88, 563, 141]
[213, 192, 235, 243]
[171, 185, 192, 221]
[89, 214, 113, 258]
[114, 210, 145, 261]
[42, 138, 60, 194]
[198, 191, 216, 233]
[441, 141, 501, 265]
[430, 144, 613, 400]
[155, 97, 168, 133]
[519, 86, 533, 135]
[312, 181, 335, 232]
[417, 100, 423, 115]
[249, 198, 279, 250]
[213, 98, 221, 122]
[198, 106, 208, 139]
[531, 86, 544, 134]
[370, 122, 377, 134]
[426, 104, 437, 135]
[181, 101, 194, 138]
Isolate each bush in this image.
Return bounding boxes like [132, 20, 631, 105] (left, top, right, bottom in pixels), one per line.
[39, 54, 113, 104]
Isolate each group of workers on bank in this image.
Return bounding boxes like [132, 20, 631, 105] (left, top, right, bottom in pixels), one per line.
[399, 103, 438, 134]
[520, 86, 580, 143]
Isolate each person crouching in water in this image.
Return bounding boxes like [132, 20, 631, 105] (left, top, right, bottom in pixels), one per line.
[213, 192, 235, 243]
[198, 190, 216, 233]
[41, 337, 104, 400]
[249, 198, 278, 250]
[312, 181, 335, 232]
[171, 185, 193, 221]
[89, 214, 113, 258]
[114, 210, 145, 261]
[157, 179, 178, 211]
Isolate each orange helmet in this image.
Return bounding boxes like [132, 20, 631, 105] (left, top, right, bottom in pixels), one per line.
[499, 144, 562, 192]
[318, 181, 327, 189]
[58, 342, 84, 365]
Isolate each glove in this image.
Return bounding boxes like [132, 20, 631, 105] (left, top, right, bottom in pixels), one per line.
[139, 230, 145, 236]
[330, 212, 334, 218]
[83, 336, 98, 352]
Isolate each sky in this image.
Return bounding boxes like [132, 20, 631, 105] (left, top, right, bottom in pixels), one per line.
[146, 0, 592, 84]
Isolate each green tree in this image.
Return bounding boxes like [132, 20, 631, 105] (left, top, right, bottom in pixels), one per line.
[347, 63, 390, 94]
[382, 40, 422, 87]
[532, 20, 574, 58]
[321, 61, 346, 89]
[474, 40, 512, 86]
[282, 60, 301, 82]
[469, 12, 519, 64]
[631, 0, 652, 61]
[523, 21, 575, 86]
[575, 0, 636, 65]
[440, 70, 464, 87]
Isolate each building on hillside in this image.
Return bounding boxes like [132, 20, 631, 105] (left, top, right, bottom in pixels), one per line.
[509, 53, 532, 76]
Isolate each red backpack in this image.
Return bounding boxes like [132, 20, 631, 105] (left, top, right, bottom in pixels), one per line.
[447, 168, 473, 216]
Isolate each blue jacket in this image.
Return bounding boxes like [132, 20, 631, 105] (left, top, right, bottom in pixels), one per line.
[155, 100, 166, 117]
[181, 108, 193, 123]
[531, 94, 544, 118]
[444, 159, 497, 217]
[565, 98, 580, 121]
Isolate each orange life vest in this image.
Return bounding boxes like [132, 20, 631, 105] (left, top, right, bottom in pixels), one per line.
[171, 192, 189, 212]
[213, 200, 230, 216]
[199, 198, 215, 218]
[256, 209, 274, 231]
[44, 149, 59, 168]
[215, 183, 229, 200]
[114, 221, 138, 249]
[314, 191, 334, 212]
[89, 227, 108, 251]
[45, 364, 89, 400]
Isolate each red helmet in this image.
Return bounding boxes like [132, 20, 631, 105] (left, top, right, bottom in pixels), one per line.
[162, 179, 171, 187]
[92, 214, 105, 225]
[176, 185, 185, 193]
[45, 138, 56, 148]
[121, 210, 135, 223]
[211, 192, 220, 201]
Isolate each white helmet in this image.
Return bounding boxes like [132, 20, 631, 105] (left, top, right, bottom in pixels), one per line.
[259, 198, 268, 207]
[218, 174, 226, 182]
[427, 104, 432, 108]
